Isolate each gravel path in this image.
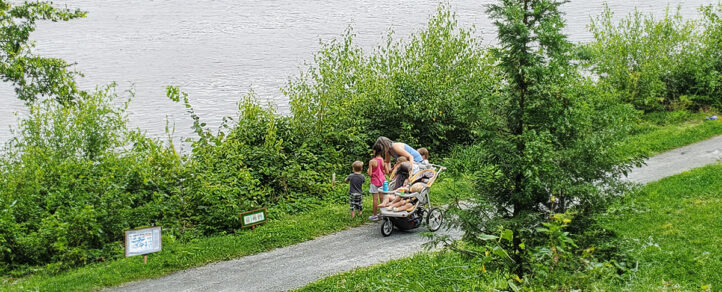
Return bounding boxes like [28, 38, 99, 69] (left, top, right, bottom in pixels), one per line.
[624, 135, 722, 184]
[111, 135, 722, 292]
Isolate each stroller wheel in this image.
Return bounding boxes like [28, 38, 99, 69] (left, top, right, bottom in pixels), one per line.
[381, 218, 393, 237]
[427, 208, 443, 232]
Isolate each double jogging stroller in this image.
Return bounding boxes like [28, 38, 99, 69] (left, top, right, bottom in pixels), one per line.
[378, 163, 446, 236]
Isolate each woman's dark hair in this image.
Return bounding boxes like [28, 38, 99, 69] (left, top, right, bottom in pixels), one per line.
[372, 136, 393, 163]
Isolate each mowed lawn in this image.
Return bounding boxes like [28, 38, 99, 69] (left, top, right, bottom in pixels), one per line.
[598, 163, 722, 291]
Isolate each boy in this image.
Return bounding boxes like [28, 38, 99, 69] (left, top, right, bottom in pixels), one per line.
[346, 161, 365, 218]
[417, 147, 429, 164]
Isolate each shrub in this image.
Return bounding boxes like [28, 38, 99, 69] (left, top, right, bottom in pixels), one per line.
[0, 86, 184, 273]
[584, 3, 722, 112]
[285, 4, 500, 156]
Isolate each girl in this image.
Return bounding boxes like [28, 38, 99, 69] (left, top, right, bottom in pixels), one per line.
[367, 143, 389, 221]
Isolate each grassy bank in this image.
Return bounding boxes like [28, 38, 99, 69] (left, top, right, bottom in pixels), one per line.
[0, 177, 468, 291]
[625, 110, 722, 156]
[0, 202, 367, 291]
[298, 163, 722, 291]
[597, 163, 722, 290]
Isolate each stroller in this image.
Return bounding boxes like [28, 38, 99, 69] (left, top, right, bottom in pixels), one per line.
[378, 163, 446, 236]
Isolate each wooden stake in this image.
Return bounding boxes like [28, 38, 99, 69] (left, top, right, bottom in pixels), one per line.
[144, 255, 147, 264]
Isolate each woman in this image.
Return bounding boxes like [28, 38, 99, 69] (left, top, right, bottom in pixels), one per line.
[372, 136, 423, 170]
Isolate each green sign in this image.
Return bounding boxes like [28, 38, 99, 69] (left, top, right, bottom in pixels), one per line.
[241, 208, 267, 228]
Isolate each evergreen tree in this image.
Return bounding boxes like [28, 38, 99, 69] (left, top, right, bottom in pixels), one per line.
[448, 0, 642, 274]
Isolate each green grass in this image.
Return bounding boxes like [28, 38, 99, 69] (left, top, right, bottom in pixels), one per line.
[597, 163, 722, 291]
[299, 164, 722, 291]
[0, 199, 370, 291]
[624, 110, 722, 156]
[298, 251, 513, 291]
[0, 175, 466, 292]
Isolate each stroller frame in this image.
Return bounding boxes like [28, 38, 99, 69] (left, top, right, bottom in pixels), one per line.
[378, 163, 446, 237]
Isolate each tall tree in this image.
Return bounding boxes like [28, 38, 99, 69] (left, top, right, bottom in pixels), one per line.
[448, 0, 641, 274]
[0, 1, 86, 104]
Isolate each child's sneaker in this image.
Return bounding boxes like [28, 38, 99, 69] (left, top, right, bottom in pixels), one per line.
[368, 215, 379, 221]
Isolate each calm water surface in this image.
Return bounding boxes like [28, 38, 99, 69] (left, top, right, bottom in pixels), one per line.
[0, 0, 714, 143]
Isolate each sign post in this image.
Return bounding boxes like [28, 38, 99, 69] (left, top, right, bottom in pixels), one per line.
[125, 226, 162, 263]
[240, 208, 267, 230]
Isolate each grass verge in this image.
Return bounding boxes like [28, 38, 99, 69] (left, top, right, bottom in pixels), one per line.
[0, 175, 468, 291]
[297, 251, 510, 291]
[597, 163, 722, 291]
[0, 202, 369, 291]
[625, 110, 722, 156]
[298, 163, 722, 291]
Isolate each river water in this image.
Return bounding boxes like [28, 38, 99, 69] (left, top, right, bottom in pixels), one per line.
[0, 0, 714, 143]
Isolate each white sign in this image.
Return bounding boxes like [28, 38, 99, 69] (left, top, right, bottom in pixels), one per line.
[125, 226, 162, 257]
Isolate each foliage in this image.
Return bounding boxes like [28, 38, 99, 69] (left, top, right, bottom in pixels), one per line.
[443, 0, 642, 278]
[285, 4, 500, 156]
[0, 199, 372, 291]
[168, 87, 342, 235]
[0, 0, 86, 104]
[0, 86, 185, 273]
[583, 4, 722, 112]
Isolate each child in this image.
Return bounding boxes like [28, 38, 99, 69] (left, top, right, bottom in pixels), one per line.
[417, 148, 429, 164]
[378, 162, 411, 208]
[388, 156, 408, 181]
[368, 144, 389, 221]
[345, 161, 365, 218]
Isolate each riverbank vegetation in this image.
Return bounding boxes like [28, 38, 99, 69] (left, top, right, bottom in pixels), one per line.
[0, 0, 721, 290]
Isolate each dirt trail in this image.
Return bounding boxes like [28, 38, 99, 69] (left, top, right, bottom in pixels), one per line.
[112, 135, 722, 292]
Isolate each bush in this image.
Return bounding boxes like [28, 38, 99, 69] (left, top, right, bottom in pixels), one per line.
[0, 86, 184, 273]
[173, 91, 342, 235]
[584, 3, 722, 112]
[285, 4, 500, 156]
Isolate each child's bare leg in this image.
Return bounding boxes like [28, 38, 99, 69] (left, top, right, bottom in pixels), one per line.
[378, 195, 391, 207]
[389, 199, 406, 208]
[372, 193, 379, 215]
[351, 210, 355, 218]
[391, 196, 401, 204]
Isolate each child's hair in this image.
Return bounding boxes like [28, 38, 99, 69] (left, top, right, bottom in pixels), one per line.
[373, 136, 393, 162]
[417, 148, 429, 160]
[352, 161, 363, 172]
[393, 162, 412, 189]
[396, 156, 408, 163]
[372, 142, 385, 157]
